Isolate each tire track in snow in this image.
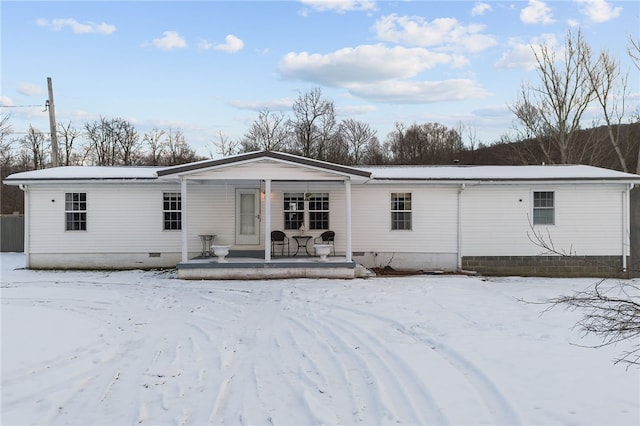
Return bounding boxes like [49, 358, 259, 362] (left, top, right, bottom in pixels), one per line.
[310, 300, 521, 426]
[302, 306, 449, 425]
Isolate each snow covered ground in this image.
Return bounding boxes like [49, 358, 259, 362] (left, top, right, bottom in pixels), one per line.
[1, 252, 638, 426]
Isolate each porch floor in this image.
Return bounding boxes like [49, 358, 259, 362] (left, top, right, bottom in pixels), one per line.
[177, 256, 371, 280]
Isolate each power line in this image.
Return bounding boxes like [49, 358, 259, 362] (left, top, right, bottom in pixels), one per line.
[0, 104, 45, 108]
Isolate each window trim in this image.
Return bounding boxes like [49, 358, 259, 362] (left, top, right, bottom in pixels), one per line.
[307, 192, 330, 231]
[65, 192, 87, 231]
[390, 192, 412, 231]
[283, 192, 330, 231]
[283, 192, 305, 230]
[163, 192, 182, 231]
[532, 190, 555, 226]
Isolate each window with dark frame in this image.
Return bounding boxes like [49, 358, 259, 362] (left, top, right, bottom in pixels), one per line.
[163, 192, 182, 230]
[284, 193, 305, 230]
[308, 193, 329, 230]
[533, 191, 555, 225]
[391, 192, 412, 230]
[65, 192, 87, 231]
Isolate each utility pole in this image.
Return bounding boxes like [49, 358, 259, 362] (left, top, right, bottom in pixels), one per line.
[47, 77, 59, 167]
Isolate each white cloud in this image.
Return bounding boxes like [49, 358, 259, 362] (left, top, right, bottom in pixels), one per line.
[278, 44, 489, 104]
[344, 79, 491, 104]
[278, 44, 452, 86]
[152, 31, 187, 50]
[198, 35, 244, 53]
[471, 2, 492, 16]
[494, 34, 557, 70]
[374, 14, 497, 53]
[575, 0, 622, 23]
[215, 35, 244, 53]
[300, 0, 376, 13]
[17, 83, 44, 97]
[36, 18, 115, 34]
[520, 0, 555, 24]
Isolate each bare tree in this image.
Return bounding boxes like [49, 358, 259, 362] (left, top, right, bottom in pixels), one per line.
[84, 117, 138, 165]
[142, 128, 166, 166]
[0, 113, 14, 168]
[289, 87, 337, 159]
[527, 227, 640, 367]
[241, 109, 290, 152]
[164, 128, 198, 165]
[339, 118, 377, 165]
[511, 30, 594, 164]
[213, 131, 240, 158]
[110, 118, 140, 165]
[587, 49, 629, 171]
[19, 125, 48, 169]
[57, 121, 81, 166]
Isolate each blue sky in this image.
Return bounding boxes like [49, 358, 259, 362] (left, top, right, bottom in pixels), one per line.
[2, 0, 639, 157]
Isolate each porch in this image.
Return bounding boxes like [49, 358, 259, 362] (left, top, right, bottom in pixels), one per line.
[176, 255, 371, 280]
[156, 152, 373, 280]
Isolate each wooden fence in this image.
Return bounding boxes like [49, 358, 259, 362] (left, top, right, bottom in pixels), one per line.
[1, 214, 24, 252]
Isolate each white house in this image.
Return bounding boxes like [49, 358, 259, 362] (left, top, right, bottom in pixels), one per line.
[4, 151, 639, 279]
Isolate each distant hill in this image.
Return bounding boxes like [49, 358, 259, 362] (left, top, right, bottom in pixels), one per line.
[459, 122, 640, 173]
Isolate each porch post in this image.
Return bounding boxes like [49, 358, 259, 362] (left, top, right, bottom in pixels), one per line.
[264, 179, 272, 261]
[181, 177, 188, 262]
[344, 179, 352, 262]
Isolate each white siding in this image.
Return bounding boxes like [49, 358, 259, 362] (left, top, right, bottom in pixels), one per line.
[28, 184, 182, 255]
[461, 184, 625, 256]
[351, 185, 458, 254]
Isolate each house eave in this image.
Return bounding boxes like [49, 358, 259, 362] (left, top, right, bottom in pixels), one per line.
[157, 151, 372, 179]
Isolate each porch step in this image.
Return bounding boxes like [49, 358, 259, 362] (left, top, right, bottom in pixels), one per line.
[354, 264, 376, 278]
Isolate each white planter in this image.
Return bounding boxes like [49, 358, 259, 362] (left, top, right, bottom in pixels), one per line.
[314, 244, 331, 262]
[211, 245, 231, 263]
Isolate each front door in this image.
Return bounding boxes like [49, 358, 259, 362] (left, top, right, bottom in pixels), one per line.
[235, 188, 260, 245]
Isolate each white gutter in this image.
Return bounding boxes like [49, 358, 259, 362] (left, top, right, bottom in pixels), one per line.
[19, 184, 29, 267]
[457, 183, 465, 270]
[622, 183, 633, 272]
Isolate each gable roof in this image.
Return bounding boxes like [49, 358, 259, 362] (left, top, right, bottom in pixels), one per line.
[156, 151, 372, 178]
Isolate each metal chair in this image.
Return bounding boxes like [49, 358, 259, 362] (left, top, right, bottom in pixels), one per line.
[271, 230, 290, 256]
[314, 230, 335, 255]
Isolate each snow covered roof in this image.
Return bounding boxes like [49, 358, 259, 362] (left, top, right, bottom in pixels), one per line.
[360, 164, 640, 182]
[4, 161, 640, 185]
[4, 166, 162, 182]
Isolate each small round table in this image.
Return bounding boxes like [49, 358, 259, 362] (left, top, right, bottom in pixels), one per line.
[292, 235, 312, 256]
[198, 234, 215, 257]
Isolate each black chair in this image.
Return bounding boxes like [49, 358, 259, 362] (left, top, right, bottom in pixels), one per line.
[314, 230, 335, 255]
[271, 230, 290, 256]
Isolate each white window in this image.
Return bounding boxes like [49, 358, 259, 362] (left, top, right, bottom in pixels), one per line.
[533, 191, 554, 225]
[283, 192, 330, 230]
[308, 193, 329, 230]
[391, 192, 412, 230]
[163, 193, 181, 230]
[65, 192, 87, 231]
[284, 193, 305, 230]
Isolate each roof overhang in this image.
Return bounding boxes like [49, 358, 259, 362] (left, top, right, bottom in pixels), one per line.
[156, 151, 372, 181]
